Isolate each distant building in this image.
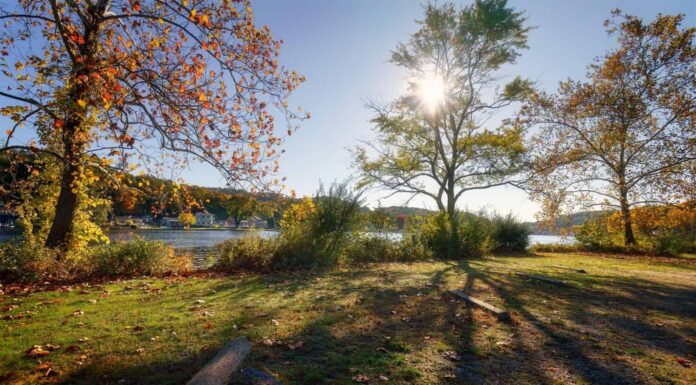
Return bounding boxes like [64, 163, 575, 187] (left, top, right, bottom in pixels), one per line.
[161, 217, 180, 228]
[239, 216, 267, 229]
[0, 207, 17, 228]
[195, 212, 215, 227]
[114, 216, 144, 228]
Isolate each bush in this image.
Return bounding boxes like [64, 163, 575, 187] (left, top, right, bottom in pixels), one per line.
[650, 231, 690, 256]
[489, 214, 529, 252]
[413, 212, 490, 259]
[0, 241, 64, 282]
[575, 217, 616, 250]
[212, 181, 364, 272]
[274, 181, 363, 270]
[89, 238, 188, 277]
[344, 235, 433, 264]
[213, 233, 278, 272]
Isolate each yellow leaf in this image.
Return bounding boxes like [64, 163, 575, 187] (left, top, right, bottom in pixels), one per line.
[77, 99, 87, 108]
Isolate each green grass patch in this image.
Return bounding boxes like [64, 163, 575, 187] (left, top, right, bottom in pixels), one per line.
[1, 252, 695, 384]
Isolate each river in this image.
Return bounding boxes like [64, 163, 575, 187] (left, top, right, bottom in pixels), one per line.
[1, 229, 576, 267]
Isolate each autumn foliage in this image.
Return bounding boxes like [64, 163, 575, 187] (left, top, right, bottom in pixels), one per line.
[1, 0, 306, 249]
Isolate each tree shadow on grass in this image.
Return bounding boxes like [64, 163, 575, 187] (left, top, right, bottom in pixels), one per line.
[54, 260, 694, 385]
[227, 262, 557, 385]
[455, 259, 696, 385]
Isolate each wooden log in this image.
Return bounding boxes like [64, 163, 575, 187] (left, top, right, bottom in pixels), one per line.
[447, 290, 511, 321]
[187, 338, 252, 385]
[517, 273, 567, 286]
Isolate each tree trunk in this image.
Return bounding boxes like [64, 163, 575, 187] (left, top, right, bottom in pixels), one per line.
[619, 191, 636, 247]
[446, 183, 459, 259]
[45, 162, 80, 249]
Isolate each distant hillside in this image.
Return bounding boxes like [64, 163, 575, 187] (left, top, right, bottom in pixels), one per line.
[378, 206, 437, 217]
[523, 210, 610, 235]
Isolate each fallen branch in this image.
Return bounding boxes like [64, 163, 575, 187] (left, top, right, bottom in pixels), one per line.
[187, 338, 251, 385]
[447, 290, 511, 322]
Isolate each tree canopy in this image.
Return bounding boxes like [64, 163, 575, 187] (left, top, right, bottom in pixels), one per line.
[0, 0, 307, 249]
[353, 0, 532, 256]
[519, 10, 695, 245]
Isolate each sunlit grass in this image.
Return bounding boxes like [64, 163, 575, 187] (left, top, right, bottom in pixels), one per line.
[1, 253, 694, 384]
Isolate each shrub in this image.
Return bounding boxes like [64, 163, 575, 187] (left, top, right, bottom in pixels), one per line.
[575, 216, 616, 250]
[650, 231, 690, 257]
[345, 236, 402, 264]
[273, 181, 363, 270]
[213, 233, 278, 272]
[211, 181, 364, 272]
[344, 235, 433, 264]
[413, 212, 490, 259]
[489, 214, 529, 252]
[89, 238, 187, 277]
[0, 241, 63, 282]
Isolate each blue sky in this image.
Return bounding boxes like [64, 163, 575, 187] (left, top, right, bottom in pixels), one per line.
[2, 1, 694, 220]
[181, 0, 694, 220]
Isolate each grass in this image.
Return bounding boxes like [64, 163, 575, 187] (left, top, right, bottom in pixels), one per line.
[1, 252, 695, 384]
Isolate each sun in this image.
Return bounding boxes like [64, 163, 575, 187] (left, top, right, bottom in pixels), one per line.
[417, 71, 446, 113]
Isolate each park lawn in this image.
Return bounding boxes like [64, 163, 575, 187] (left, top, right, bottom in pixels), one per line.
[1, 253, 695, 385]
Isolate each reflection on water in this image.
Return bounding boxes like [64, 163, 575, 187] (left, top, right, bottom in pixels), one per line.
[1, 229, 575, 268]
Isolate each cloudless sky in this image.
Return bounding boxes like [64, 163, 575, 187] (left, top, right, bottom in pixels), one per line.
[3, 1, 694, 220]
[185, 0, 695, 220]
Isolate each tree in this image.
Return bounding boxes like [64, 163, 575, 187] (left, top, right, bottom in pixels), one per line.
[519, 11, 695, 246]
[0, 0, 307, 250]
[353, 0, 531, 256]
[177, 211, 195, 229]
[223, 194, 258, 226]
[366, 206, 392, 234]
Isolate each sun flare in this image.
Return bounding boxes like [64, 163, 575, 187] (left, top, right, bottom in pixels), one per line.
[417, 72, 446, 112]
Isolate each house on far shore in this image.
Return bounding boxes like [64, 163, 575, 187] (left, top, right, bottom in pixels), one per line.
[195, 212, 215, 227]
[114, 216, 144, 228]
[161, 217, 180, 228]
[239, 216, 267, 229]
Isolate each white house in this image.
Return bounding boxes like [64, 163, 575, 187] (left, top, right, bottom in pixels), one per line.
[239, 216, 267, 229]
[195, 212, 215, 227]
[161, 217, 180, 228]
[114, 216, 144, 228]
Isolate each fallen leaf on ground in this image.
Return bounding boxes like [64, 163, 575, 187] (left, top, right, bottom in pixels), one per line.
[676, 357, 692, 368]
[378, 374, 389, 381]
[135, 347, 145, 354]
[271, 319, 280, 326]
[71, 310, 84, 317]
[64, 345, 80, 353]
[77, 337, 90, 342]
[25, 346, 50, 358]
[443, 351, 461, 361]
[352, 374, 369, 383]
